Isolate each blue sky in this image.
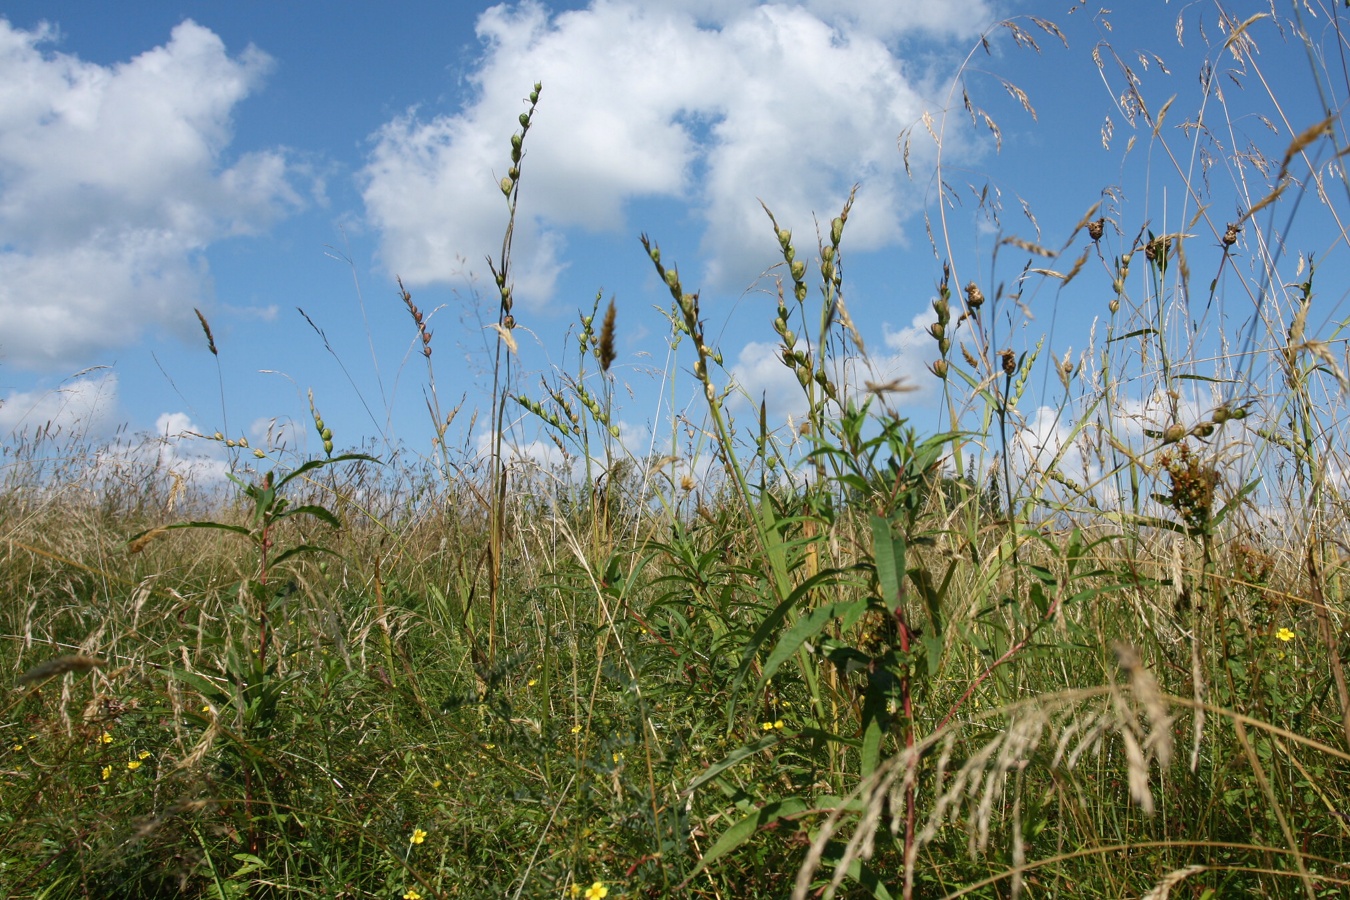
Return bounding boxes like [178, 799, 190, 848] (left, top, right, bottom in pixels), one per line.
[0, 1, 1344, 487]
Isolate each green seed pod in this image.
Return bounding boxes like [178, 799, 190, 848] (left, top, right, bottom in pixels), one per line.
[508, 166, 519, 181]
[609, 424, 621, 438]
[831, 216, 844, 245]
[500, 177, 514, 196]
[929, 322, 945, 341]
[321, 428, 333, 442]
[213, 431, 224, 441]
[931, 359, 949, 379]
[790, 260, 806, 282]
[797, 367, 811, 388]
[777, 228, 791, 248]
[238, 437, 249, 449]
[519, 113, 530, 127]
[323, 440, 334, 455]
[664, 269, 680, 290]
[511, 133, 523, 151]
[253, 448, 265, 459]
[1162, 423, 1186, 444]
[783, 330, 796, 347]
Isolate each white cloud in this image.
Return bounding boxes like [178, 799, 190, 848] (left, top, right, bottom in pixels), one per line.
[0, 18, 301, 371]
[94, 411, 230, 483]
[0, 370, 119, 439]
[635, 0, 994, 39]
[362, 0, 989, 304]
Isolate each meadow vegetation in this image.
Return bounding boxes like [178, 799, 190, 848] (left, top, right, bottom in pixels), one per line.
[5, 5, 1350, 898]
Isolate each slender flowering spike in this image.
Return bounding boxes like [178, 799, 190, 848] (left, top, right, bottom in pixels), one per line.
[598, 298, 617, 373]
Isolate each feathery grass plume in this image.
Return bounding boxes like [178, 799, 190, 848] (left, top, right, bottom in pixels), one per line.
[193, 308, 217, 356]
[16, 654, 103, 685]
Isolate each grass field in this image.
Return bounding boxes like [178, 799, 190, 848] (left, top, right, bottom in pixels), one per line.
[5, 6, 1350, 898]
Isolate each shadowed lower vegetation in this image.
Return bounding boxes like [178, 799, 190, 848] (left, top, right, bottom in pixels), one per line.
[6, 5, 1350, 898]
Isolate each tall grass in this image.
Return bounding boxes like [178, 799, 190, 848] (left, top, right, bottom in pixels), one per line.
[4, 4, 1350, 898]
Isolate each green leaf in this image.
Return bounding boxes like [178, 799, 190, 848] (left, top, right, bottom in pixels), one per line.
[871, 515, 906, 613]
[693, 796, 809, 875]
[683, 734, 781, 796]
[758, 597, 869, 693]
[725, 567, 855, 728]
[272, 504, 342, 528]
[272, 453, 379, 491]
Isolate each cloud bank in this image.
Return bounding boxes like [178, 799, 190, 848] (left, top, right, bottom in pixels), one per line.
[362, 0, 993, 305]
[0, 18, 301, 372]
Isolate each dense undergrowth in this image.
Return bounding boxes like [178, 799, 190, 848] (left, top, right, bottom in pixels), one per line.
[5, 4, 1350, 898]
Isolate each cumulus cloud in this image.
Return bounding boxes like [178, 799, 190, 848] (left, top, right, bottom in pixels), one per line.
[0, 18, 301, 371]
[0, 370, 119, 439]
[362, 0, 992, 305]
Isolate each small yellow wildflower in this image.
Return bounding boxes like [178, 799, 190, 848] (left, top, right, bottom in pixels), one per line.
[570, 885, 582, 899]
[571, 724, 583, 734]
[403, 889, 422, 900]
[11, 743, 21, 752]
[100, 732, 113, 744]
[137, 749, 151, 760]
[584, 881, 609, 900]
[1276, 627, 1295, 642]
[410, 827, 427, 845]
[527, 678, 537, 687]
[101, 765, 112, 780]
[126, 760, 141, 771]
[761, 720, 784, 731]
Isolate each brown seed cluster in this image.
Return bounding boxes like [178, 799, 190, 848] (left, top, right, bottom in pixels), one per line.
[400, 278, 432, 358]
[1158, 441, 1218, 534]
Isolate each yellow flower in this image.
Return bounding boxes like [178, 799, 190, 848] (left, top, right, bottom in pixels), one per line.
[584, 881, 609, 900]
[101, 765, 112, 780]
[126, 760, 141, 771]
[100, 732, 113, 744]
[410, 827, 427, 845]
[1276, 627, 1295, 642]
[761, 720, 784, 731]
[137, 749, 151, 760]
[569, 886, 582, 899]
[571, 724, 583, 734]
[403, 890, 422, 900]
[10, 743, 21, 752]
[527, 678, 537, 687]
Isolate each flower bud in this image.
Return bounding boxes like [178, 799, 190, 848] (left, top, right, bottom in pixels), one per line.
[831, 216, 844, 245]
[930, 359, 949, 379]
[519, 113, 530, 127]
[500, 177, 514, 196]
[1162, 423, 1186, 444]
[790, 260, 806, 282]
